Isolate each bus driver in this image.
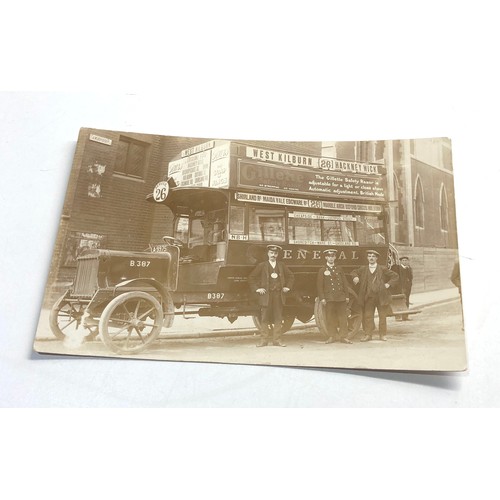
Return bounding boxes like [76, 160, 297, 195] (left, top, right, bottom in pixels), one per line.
[248, 245, 294, 347]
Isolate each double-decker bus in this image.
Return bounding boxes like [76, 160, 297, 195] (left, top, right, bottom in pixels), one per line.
[151, 139, 394, 332]
[50, 138, 402, 355]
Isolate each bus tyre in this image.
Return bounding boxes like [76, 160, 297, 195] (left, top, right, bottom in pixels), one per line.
[314, 298, 329, 339]
[161, 290, 175, 329]
[99, 291, 163, 355]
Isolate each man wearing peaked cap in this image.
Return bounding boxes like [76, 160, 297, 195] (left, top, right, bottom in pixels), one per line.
[317, 248, 352, 344]
[351, 249, 398, 341]
[248, 245, 294, 347]
[391, 256, 413, 321]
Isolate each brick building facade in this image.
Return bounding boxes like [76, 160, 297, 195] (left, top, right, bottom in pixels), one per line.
[44, 131, 321, 306]
[45, 129, 208, 305]
[323, 138, 458, 293]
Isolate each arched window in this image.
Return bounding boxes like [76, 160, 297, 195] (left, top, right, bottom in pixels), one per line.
[414, 176, 424, 228]
[440, 184, 449, 231]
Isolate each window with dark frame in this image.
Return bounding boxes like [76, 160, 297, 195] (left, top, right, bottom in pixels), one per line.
[415, 177, 425, 228]
[114, 136, 148, 179]
[440, 184, 449, 231]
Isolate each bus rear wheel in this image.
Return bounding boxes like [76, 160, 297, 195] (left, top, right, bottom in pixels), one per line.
[314, 298, 329, 339]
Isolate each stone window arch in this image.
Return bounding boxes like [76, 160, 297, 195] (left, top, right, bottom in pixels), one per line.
[440, 183, 449, 231]
[414, 175, 425, 229]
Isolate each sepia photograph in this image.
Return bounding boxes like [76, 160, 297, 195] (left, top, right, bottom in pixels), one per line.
[33, 129, 466, 371]
[4, 2, 500, 498]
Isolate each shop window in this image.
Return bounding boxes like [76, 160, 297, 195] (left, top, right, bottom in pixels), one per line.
[114, 136, 148, 179]
[249, 208, 285, 242]
[62, 231, 106, 267]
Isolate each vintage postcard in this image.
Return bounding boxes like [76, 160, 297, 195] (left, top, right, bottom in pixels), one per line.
[33, 129, 466, 371]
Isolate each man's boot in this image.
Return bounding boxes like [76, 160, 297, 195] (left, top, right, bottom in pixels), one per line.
[272, 325, 286, 347]
[257, 323, 270, 347]
[360, 334, 372, 342]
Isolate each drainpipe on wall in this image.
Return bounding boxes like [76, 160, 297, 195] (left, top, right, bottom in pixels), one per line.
[401, 139, 415, 247]
[384, 140, 396, 243]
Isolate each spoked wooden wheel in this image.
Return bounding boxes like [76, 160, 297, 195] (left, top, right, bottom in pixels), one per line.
[49, 293, 98, 340]
[99, 291, 163, 355]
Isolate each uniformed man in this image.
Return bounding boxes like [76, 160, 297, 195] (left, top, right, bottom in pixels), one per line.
[248, 245, 294, 347]
[316, 249, 352, 344]
[392, 256, 413, 321]
[352, 249, 399, 341]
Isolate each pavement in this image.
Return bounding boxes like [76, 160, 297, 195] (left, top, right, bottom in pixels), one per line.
[34, 286, 461, 341]
[405, 286, 460, 309]
[157, 286, 460, 338]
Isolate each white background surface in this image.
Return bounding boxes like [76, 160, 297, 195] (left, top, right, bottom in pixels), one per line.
[1, 0, 499, 497]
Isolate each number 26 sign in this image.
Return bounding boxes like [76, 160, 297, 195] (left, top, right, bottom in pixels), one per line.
[153, 181, 170, 202]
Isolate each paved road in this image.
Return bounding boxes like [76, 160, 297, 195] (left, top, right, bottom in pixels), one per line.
[34, 299, 466, 372]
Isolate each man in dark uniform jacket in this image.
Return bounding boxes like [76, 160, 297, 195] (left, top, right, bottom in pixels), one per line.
[248, 245, 294, 347]
[392, 256, 413, 320]
[317, 248, 352, 344]
[352, 249, 399, 342]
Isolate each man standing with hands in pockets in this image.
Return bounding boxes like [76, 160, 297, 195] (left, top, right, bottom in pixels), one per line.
[352, 250, 399, 342]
